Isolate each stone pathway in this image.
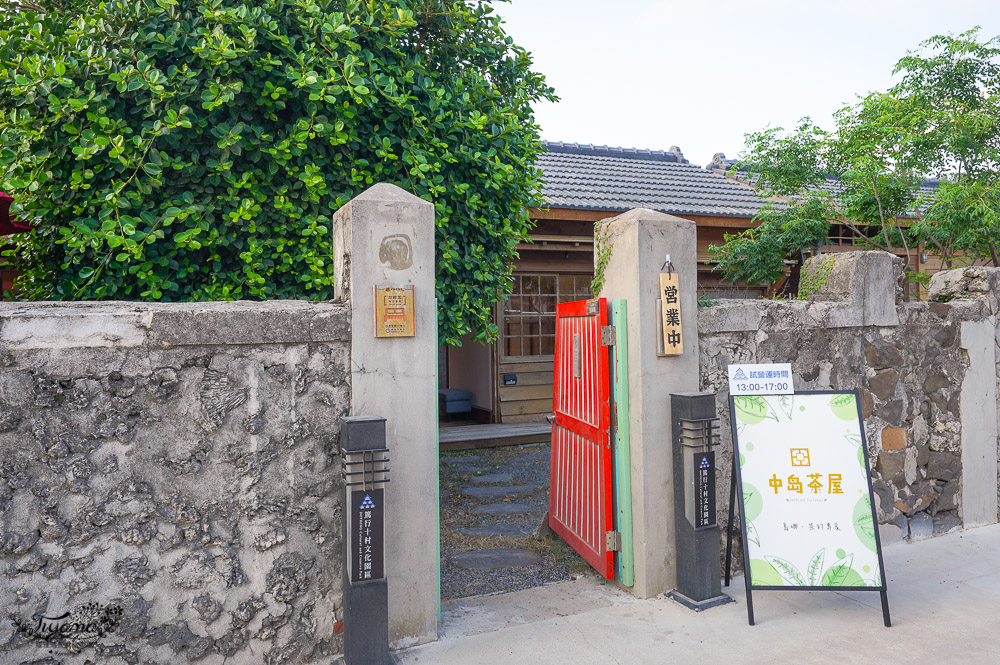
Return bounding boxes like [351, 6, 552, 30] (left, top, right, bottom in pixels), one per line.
[438, 442, 591, 600]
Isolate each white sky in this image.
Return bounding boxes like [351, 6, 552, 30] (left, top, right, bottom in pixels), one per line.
[494, 0, 1000, 168]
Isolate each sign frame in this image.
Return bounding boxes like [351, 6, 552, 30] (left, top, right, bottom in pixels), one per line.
[349, 488, 385, 583]
[373, 284, 415, 338]
[657, 272, 683, 356]
[727, 390, 891, 627]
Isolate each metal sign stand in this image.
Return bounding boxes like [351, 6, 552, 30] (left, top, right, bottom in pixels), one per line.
[338, 416, 398, 665]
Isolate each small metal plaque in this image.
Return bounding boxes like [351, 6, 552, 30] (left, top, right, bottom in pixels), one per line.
[694, 452, 716, 528]
[586, 299, 599, 316]
[572, 333, 581, 378]
[350, 488, 385, 582]
[374, 285, 415, 338]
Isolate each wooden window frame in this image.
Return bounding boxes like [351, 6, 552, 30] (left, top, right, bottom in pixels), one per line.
[500, 272, 592, 361]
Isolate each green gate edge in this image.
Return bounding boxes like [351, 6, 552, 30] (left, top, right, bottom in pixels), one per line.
[611, 299, 635, 587]
[435, 299, 442, 623]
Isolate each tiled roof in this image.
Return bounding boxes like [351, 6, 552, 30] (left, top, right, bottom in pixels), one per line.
[538, 142, 772, 218]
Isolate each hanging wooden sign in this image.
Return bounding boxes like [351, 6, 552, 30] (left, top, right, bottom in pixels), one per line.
[373, 285, 415, 338]
[659, 272, 683, 355]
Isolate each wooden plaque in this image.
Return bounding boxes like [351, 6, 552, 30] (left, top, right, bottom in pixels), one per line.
[659, 273, 682, 355]
[374, 285, 415, 337]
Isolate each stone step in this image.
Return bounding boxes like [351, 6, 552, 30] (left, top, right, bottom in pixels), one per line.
[462, 485, 537, 499]
[450, 548, 543, 570]
[473, 503, 537, 516]
[457, 525, 530, 538]
[441, 455, 481, 465]
[470, 472, 513, 485]
[449, 465, 488, 474]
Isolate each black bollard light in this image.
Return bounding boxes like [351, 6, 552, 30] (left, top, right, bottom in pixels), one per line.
[338, 416, 397, 665]
[667, 393, 733, 611]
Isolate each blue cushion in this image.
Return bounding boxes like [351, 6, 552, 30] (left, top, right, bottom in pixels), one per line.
[439, 388, 474, 403]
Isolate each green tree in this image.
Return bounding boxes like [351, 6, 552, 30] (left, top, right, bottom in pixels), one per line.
[0, 0, 555, 344]
[711, 28, 1000, 286]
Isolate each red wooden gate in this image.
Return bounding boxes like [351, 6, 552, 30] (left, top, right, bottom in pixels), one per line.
[549, 298, 614, 579]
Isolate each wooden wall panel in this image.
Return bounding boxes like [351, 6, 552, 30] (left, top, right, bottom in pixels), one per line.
[497, 360, 553, 422]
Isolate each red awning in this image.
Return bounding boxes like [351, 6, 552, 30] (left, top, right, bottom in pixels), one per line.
[0, 192, 32, 236]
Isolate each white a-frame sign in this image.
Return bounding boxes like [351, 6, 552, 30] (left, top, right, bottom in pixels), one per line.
[727, 390, 891, 626]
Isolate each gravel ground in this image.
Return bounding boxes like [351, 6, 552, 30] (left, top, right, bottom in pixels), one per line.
[439, 442, 592, 600]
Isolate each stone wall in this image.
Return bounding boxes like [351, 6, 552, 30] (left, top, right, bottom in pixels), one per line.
[0, 301, 352, 664]
[699, 253, 1000, 552]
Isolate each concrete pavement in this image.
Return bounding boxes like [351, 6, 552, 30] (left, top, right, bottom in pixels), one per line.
[399, 524, 1000, 664]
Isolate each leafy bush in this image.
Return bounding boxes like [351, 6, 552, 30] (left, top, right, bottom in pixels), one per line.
[0, 0, 554, 344]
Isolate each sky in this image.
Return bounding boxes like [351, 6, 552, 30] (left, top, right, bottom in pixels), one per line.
[494, 0, 1000, 168]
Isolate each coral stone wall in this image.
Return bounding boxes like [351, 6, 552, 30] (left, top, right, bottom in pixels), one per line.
[698, 255, 1000, 557]
[0, 302, 350, 664]
[699, 299, 984, 541]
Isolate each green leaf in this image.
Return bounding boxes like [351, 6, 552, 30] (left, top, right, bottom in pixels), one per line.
[765, 556, 805, 586]
[807, 548, 825, 586]
[821, 554, 855, 586]
[734, 396, 776, 425]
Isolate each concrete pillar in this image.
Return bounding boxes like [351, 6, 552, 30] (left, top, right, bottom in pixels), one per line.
[959, 319, 999, 527]
[332, 183, 438, 647]
[597, 208, 699, 598]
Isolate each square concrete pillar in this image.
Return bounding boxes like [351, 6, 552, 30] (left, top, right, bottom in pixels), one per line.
[597, 208, 700, 598]
[332, 183, 438, 647]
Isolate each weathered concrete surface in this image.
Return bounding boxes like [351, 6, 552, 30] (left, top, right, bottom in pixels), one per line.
[597, 208, 699, 599]
[960, 319, 999, 527]
[800, 250, 900, 326]
[0, 301, 351, 350]
[930, 267, 1000, 523]
[0, 301, 351, 665]
[333, 182, 438, 648]
[401, 524, 1000, 664]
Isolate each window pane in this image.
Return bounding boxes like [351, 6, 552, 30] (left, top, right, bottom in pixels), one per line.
[539, 276, 556, 294]
[511, 275, 523, 295]
[538, 296, 556, 313]
[524, 336, 541, 356]
[540, 336, 555, 355]
[505, 296, 522, 313]
[523, 275, 539, 295]
[523, 316, 541, 336]
[557, 275, 572, 297]
[522, 294, 540, 314]
[505, 335, 520, 357]
[541, 317, 555, 336]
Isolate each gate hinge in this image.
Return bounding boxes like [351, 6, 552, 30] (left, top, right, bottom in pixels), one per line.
[605, 530, 622, 552]
[601, 325, 616, 347]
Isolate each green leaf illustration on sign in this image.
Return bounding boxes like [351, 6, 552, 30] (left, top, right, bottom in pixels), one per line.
[745, 520, 760, 547]
[749, 558, 784, 586]
[807, 548, 826, 586]
[734, 396, 777, 425]
[765, 556, 805, 586]
[853, 494, 877, 552]
[778, 394, 795, 420]
[743, 484, 762, 521]
[830, 394, 858, 421]
[821, 553, 865, 586]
